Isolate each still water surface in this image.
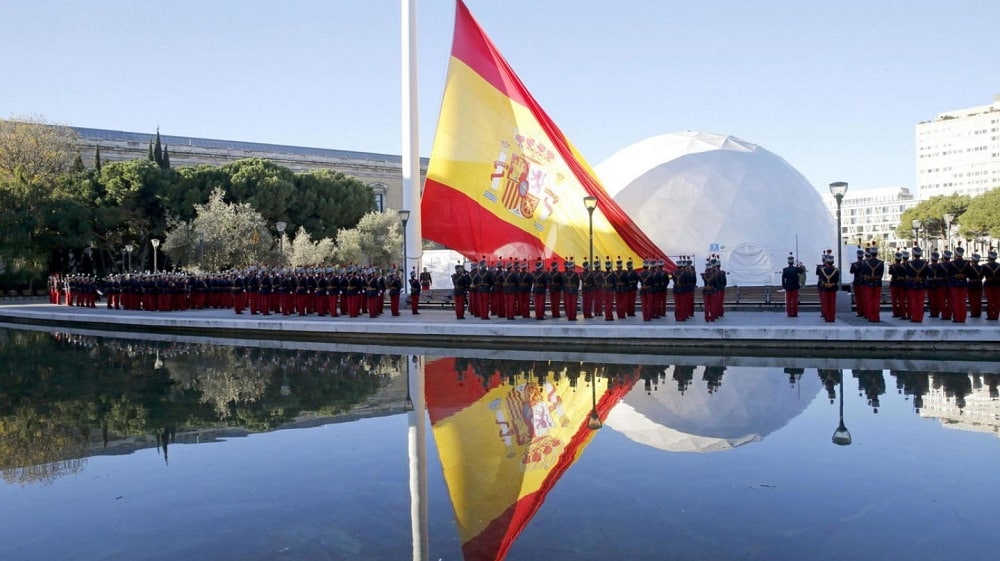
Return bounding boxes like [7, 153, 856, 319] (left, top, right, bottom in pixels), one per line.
[1, 325, 998, 561]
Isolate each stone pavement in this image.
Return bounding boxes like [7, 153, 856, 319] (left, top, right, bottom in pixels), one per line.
[1, 300, 996, 358]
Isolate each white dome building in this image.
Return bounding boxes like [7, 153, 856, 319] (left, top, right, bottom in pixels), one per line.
[605, 366, 821, 453]
[595, 131, 835, 286]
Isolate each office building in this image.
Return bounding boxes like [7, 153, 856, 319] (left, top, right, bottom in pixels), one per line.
[916, 95, 1000, 199]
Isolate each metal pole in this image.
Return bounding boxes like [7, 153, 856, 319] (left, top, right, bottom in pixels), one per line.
[399, 209, 410, 294]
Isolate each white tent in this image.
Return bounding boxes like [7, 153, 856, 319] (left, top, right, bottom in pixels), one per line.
[595, 131, 836, 286]
[605, 366, 822, 453]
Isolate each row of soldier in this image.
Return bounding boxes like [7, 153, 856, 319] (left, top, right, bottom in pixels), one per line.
[789, 245, 1000, 323]
[48, 267, 428, 318]
[448, 255, 728, 322]
[47, 255, 733, 322]
[875, 245, 1000, 322]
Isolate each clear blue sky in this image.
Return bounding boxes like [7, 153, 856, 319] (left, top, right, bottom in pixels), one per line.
[2, 0, 998, 194]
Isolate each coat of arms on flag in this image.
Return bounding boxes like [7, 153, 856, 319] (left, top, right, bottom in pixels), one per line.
[491, 134, 555, 219]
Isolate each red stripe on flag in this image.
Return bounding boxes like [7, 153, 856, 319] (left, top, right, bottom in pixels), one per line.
[421, 178, 567, 263]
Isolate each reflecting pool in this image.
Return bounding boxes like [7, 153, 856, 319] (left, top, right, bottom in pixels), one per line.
[1, 325, 999, 561]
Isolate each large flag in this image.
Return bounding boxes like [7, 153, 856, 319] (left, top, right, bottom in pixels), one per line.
[422, 0, 672, 269]
[426, 357, 638, 561]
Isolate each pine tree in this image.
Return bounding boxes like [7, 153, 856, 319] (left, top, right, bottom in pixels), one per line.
[70, 152, 85, 172]
[162, 144, 171, 169]
[153, 127, 163, 167]
[94, 145, 102, 171]
[147, 139, 154, 161]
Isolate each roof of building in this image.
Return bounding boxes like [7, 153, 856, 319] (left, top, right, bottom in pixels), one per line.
[71, 126, 422, 164]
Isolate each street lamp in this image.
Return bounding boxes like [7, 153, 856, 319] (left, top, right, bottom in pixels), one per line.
[943, 213, 954, 251]
[832, 370, 852, 446]
[398, 209, 411, 293]
[124, 244, 134, 272]
[276, 221, 287, 265]
[584, 196, 598, 270]
[911, 219, 922, 248]
[829, 182, 848, 282]
[151, 238, 160, 273]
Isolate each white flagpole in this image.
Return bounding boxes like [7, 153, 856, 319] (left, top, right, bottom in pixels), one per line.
[402, 0, 422, 277]
[402, 4, 427, 560]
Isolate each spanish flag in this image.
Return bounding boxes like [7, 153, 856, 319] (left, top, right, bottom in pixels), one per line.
[426, 358, 637, 560]
[422, 1, 671, 268]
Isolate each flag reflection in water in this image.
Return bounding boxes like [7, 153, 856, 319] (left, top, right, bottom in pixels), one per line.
[425, 358, 638, 561]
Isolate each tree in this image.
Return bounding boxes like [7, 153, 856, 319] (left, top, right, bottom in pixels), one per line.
[895, 194, 971, 245]
[290, 170, 376, 240]
[153, 128, 163, 168]
[334, 227, 363, 266]
[958, 188, 1000, 243]
[99, 159, 173, 262]
[0, 116, 79, 184]
[289, 226, 335, 267]
[70, 153, 85, 173]
[94, 145, 102, 172]
[163, 187, 273, 271]
[223, 158, 296, 223]
[333, 211, 402, 269]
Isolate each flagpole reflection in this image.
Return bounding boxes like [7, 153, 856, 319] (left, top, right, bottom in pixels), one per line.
[407, 355, 429, 560]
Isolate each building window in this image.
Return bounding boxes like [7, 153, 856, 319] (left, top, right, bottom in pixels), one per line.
[368, 182, 388, 212]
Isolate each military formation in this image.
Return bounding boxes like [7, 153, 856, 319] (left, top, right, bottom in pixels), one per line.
[820, 244, 1000, 323]
[45, 245, 999, 324]
[447, 254, 726, 322]
[48, 266, 419, 318]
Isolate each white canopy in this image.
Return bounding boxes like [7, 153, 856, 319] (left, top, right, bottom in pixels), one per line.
[596, 131, 836, 286]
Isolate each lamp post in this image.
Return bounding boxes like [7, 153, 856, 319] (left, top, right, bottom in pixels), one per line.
[832, 370, 852, 446]
[276, 221, 287, 265]
[829, 182, 848, 282]
[911, 219, 922, 248]
[398, 209, 411, 293]
[151, 238, 160, 273]
[124, 244, 134, 272]
[943, 213, 954, 251]
[584, 196, 598, 269]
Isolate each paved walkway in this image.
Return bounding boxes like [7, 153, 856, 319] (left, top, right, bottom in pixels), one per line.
[1, 299, 996, 357]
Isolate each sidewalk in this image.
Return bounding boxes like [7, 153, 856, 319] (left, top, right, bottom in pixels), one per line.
[0, 300, 996, 357]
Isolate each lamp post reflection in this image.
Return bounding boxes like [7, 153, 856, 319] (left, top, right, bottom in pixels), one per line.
[832, 370, 852, 446]
[587, 364, 602, 430]
[403, 356, 414, 411]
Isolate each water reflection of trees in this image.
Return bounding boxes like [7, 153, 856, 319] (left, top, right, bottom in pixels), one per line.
[0, 330, 401, 485]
